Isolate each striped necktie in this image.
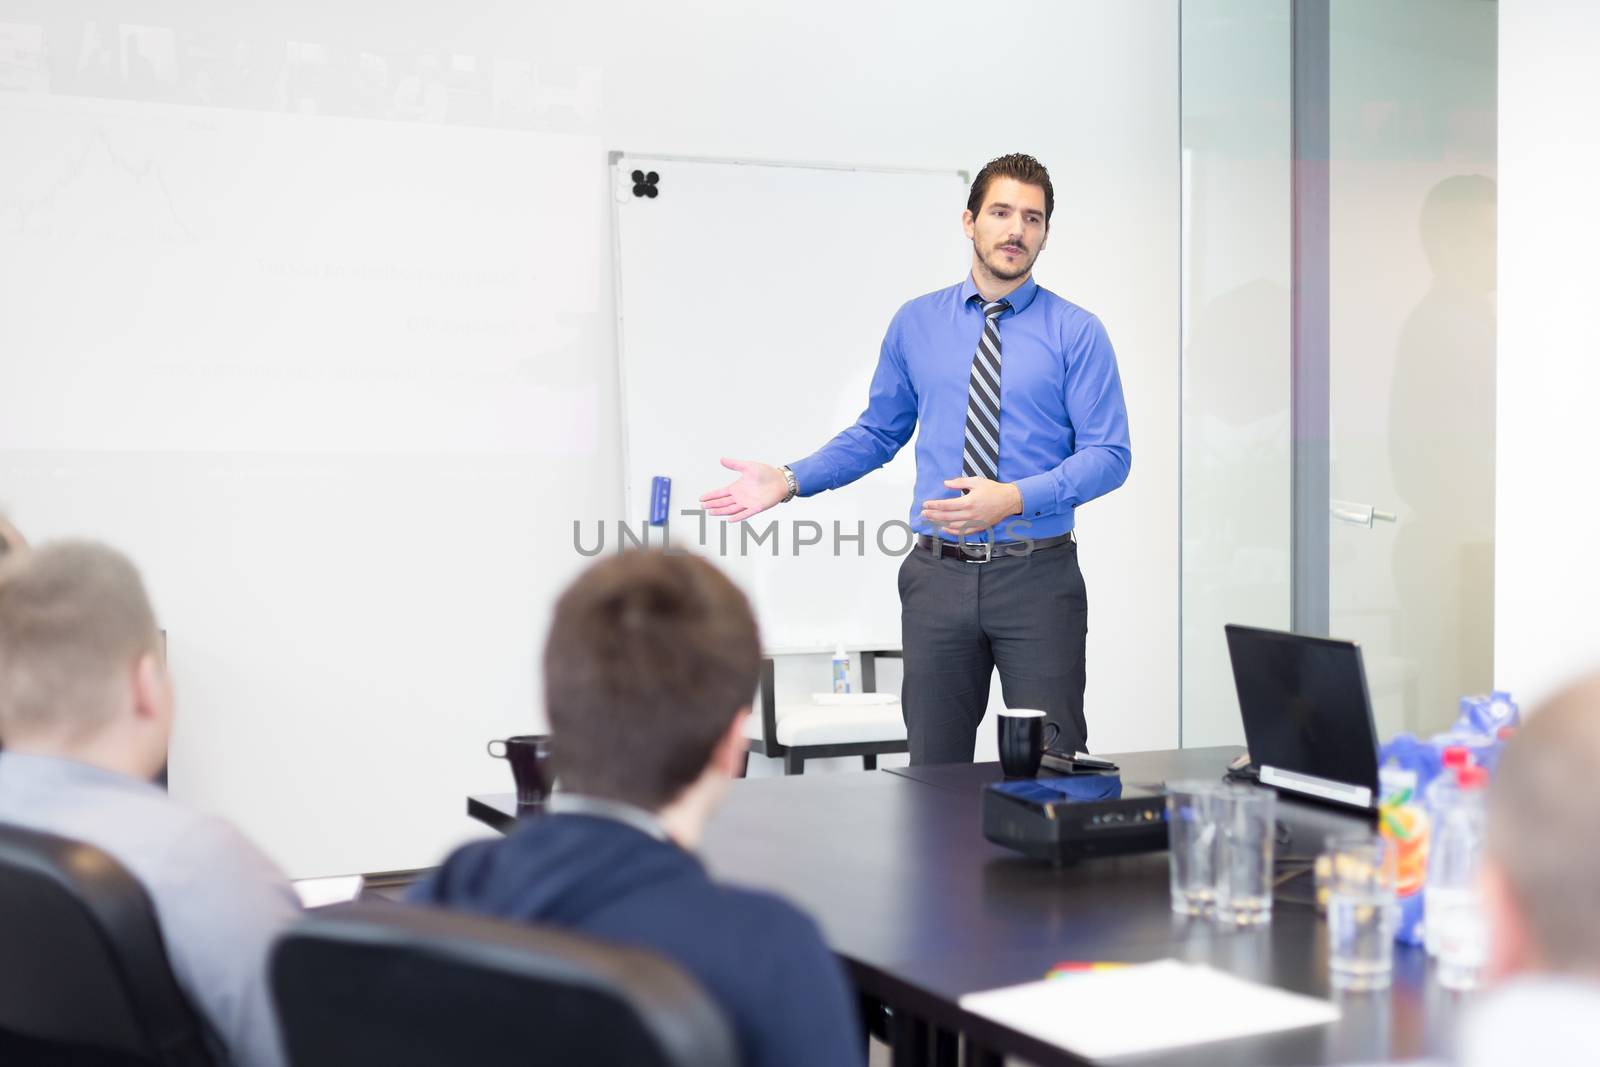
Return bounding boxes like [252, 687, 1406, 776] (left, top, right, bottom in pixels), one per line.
[962, 299, 1009, 482]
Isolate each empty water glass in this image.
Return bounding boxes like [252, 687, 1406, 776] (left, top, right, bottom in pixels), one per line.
[1324, 836, 1398, 991]
[1166, 779, 1222, 917]
[1315, 831, 1388, 913]
[1213, 785, 1276, 926]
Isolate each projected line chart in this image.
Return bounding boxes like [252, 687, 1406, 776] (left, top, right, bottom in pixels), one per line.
[0, 101, 209, 242]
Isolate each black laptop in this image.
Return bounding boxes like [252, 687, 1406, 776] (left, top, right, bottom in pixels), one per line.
[1223, 624, 1382, 809]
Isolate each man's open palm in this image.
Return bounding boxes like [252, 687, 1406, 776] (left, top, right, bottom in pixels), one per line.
[700, 458, 787, 522]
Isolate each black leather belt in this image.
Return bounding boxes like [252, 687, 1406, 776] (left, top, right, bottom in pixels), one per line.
[915, 531, 1075, 563]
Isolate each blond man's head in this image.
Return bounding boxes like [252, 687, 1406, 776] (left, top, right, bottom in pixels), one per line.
[1485, 675, 1600, 978]
[0, 541, 171, 774]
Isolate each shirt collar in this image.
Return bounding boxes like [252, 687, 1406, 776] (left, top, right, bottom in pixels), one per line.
[546, 792, 671, 843]
[0, 751, 163, 795]
[960, 272, 1039, 316]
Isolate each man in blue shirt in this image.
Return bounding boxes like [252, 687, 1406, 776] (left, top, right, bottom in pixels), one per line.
[702, 154, 1131, 763]
[411, 551, 862, 1067]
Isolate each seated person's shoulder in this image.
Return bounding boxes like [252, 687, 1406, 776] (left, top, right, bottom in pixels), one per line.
[123, 797, 296, 907]
[406, 836, 500, 904]
[0, 758, 289, 895]
[164, 808, 290, 881]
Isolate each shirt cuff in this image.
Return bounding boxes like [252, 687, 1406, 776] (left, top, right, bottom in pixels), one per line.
[1014, 472, 1058, 520]
[786, 456, 830, 498]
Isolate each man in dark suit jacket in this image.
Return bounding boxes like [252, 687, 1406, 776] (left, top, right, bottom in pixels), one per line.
[410, 550, 862, 1067]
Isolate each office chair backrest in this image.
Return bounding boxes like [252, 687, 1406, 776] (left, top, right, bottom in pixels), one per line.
[271, 901, 740, 1067]
[0, 823, 220, 1066]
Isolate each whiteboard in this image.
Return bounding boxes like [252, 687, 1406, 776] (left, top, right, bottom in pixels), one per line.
[0, 93, 611, 878]
[613, 154, 970, 650]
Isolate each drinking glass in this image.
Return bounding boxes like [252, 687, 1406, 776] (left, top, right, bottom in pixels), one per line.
[1213, 785, 1276, 926]
[1324, 835, 1398, 991]
[1166, 779, 1223, 917]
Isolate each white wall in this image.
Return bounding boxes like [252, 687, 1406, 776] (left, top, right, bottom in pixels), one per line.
[0, 0, 1179, 875]
[1496, 0, 1600, 707]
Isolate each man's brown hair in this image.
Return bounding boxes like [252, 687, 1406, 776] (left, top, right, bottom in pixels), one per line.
[967, 153, 1054, 228]
[0, 541, 161, 742]
[543, 550, 761, 810]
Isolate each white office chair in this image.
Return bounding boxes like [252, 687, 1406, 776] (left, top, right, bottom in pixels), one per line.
[745, 650, 909, 775]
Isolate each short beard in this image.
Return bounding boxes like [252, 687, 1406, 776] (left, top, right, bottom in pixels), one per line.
[982, 246, 1034, 282]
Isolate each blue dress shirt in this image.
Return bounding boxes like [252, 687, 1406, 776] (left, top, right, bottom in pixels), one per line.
[789, 274, 1131, 540]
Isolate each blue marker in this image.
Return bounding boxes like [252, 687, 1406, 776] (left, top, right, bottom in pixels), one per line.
[649, 476, 671, 526]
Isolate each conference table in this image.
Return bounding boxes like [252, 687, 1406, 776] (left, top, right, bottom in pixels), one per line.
[467, 747, 1467, 1066]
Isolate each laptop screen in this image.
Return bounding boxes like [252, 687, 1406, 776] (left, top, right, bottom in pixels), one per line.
[1224, 625, 1380, 805]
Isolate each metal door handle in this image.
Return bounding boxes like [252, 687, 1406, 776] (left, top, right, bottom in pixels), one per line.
[1330, 500, 1398, 528]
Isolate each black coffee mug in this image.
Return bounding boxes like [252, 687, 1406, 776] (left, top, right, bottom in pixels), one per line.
[488, 734, 553, 807]
[997, 710, 1061, 778]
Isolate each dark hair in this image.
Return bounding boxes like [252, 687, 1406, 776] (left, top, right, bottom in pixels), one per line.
[543, 550, 761, 810]
[967, 153, 1054, 228]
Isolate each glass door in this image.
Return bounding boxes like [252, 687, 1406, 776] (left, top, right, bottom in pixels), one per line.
[1327, 1, 1497, 739]
[1180, 0, 1293, 746]
[1180, 0, 1496, 745]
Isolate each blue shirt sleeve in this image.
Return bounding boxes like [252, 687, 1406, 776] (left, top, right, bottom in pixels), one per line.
[1014, 313, 1132, 519]
[787, 307, 917, 496]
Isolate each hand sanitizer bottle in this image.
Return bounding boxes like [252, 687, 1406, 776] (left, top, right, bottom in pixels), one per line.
[831, 643, 851, 694]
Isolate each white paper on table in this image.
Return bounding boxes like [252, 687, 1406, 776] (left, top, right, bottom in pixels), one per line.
[810, 692, 899, 706]
[958, 959, 1340, 1061]
[291, 874, 365, 909]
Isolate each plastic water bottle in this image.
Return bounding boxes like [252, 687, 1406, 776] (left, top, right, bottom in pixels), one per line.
[1424, 747, 1469, 818]
[1424, 746, 1471, 809]
[1420, 747, 1468, 956]
[1479, 726, 1516, 774]
[831, 643, 851, 694]
[1426, 765, 1490, 990]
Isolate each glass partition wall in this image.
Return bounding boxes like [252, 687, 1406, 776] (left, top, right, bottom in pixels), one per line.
[1180, 0, 1497, 745]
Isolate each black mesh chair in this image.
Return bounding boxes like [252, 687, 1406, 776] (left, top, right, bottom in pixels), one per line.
[271, 901, 739, 1067]
[0, 823, 221, 1066]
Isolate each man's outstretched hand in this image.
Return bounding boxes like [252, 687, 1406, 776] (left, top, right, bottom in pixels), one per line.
[699, 458, 789, 522]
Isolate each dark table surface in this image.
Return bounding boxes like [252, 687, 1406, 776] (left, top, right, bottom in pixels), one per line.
[469, 747, 1464, 1066]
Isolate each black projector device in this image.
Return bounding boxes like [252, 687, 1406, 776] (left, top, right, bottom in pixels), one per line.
[981, 775, 1170, 864]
